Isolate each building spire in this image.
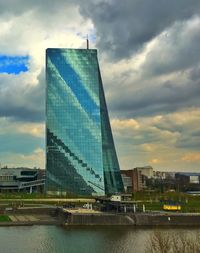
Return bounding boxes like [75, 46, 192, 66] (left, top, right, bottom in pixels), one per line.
[86, 34, 89, 49]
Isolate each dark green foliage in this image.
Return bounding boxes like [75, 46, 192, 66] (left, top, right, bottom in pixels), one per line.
[0, 215, 11, 222]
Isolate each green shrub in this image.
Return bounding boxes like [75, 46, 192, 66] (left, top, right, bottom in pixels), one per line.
[0, 215, 11, 222]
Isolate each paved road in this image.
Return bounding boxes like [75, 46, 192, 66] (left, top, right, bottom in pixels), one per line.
[0, 198, 95, 203]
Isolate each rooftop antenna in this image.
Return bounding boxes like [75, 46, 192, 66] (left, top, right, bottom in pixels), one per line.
[86, 34, 89, 49]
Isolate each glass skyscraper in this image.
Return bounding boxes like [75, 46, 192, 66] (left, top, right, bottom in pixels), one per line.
[46, 48, 124, 196]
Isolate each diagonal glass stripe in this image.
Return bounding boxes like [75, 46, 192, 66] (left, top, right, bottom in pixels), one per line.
[48, 50, 100, 123]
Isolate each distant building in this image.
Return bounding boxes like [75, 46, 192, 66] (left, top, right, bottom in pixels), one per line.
[175, 172, 200, 191]
[135, 166, 153, 178]
[121, 166, 153, 192]
[153, 171, 167, 179]
[121, 174, 132, 193]
[0, 167, 45, 193]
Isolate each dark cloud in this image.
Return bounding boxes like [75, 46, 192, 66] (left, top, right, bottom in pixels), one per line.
[0, 0, 77, 32]
[189, 65, 200, 81]
[142, 20, 200, 77]
[108, 79, 200, 118]
[115, 129, 161, 146]
[0, 0, 74, 16]
[176, 135, 200, 150]
[100, 12, 200, 118]
[0, 70, 45, 122]
[79, 0, 200, 60]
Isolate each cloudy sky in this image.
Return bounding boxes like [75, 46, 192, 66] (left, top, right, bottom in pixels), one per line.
[0, 0, 200, 172]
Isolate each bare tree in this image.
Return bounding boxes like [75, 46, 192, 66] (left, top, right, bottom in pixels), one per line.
[145, 230, 172, 253]
[145, 230, 200, 253]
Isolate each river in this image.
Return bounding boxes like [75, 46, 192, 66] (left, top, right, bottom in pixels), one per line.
[0, 226, 199, 253]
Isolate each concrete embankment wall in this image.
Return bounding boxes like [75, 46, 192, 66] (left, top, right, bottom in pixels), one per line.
[64, 212, 200, 226]
[132, 213, 200, 226]
[1, 207, 63, 226]
[65, 213, 135, 225]
[3, 207, 200, 226]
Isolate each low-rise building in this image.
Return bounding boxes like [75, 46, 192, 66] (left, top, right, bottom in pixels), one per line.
[0, 167, 45, 193]
[153, 171, 175, 180]
[121, 174, 132, 193]
[136, 166, 153, 178]
[175, 172, 200, 191]
[121, 166, 153, 192]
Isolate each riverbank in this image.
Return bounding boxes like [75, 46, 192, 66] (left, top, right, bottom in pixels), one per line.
[64, 209, 200, 226]
[1, 206, 200, 227]
[0, 206, 62, 226]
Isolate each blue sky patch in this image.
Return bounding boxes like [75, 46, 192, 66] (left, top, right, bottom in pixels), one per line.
[0, 55, 29, 74]
[0, 133, 44, 154]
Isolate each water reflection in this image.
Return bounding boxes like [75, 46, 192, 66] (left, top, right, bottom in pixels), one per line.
[0, 226, 199, 253]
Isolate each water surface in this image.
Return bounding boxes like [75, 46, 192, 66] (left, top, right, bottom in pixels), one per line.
[0, 226, 199, 253]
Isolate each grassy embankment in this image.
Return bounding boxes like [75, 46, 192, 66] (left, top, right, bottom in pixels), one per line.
[0, 215, 11, 222]
[133, 191, 200, 213]
[0, 191, 200, 213]
[0, 192, 78, 199]
[0, 192, 95, 206]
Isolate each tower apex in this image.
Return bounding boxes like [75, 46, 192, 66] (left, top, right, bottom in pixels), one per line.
[86, 35, 89, 49]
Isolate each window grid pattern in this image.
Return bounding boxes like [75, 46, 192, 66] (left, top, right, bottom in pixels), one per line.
[46, 48, 124, 196]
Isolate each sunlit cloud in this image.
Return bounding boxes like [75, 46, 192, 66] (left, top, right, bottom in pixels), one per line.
[111, 119, 140, 130]
[1, 148, 45, 169]
[149, 158, 161, 164]
[0, 118, 44, 138]
[181, 153, 200, 162]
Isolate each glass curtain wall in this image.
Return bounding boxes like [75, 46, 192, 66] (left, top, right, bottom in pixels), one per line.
[46, 48, 124, 196]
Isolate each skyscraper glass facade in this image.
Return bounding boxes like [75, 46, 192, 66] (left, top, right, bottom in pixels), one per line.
[46, 48, 124, 196]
